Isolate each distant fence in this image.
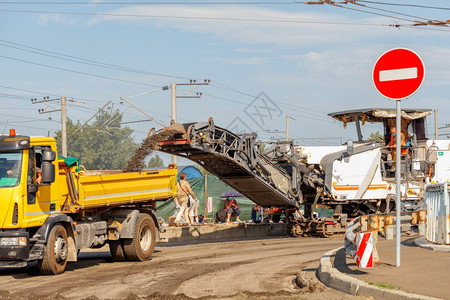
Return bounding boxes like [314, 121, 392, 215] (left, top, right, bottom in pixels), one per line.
[425, 182, 450, 245]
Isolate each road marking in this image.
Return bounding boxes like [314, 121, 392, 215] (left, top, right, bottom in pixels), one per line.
[379, 67, 417, 82]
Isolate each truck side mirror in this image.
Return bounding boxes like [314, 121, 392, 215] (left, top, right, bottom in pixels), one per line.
[41, 161, 55, 184]
[42, 150, 56, 162]
[346, 140, 354, 155]
[28, 185, 38, 193]
[40, 150, 56, 184]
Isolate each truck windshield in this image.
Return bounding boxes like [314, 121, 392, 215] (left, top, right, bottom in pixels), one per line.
[0, 151, 22, 188]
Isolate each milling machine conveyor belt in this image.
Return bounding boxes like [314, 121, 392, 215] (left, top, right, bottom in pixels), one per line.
[157, 121, 298, 208]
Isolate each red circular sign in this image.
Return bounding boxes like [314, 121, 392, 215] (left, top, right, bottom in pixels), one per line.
[373, 48, 425, 100]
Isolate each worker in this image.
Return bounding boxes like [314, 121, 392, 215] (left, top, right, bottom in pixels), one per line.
[224, 196, 241, 223]
[36, 167, 42, 184]
[0, 161, 13, 177]
[174, 172, 198, 226]
[387, 126, 409, 156]
[251, 204, 262, 223]
[188, 196, 200, 225]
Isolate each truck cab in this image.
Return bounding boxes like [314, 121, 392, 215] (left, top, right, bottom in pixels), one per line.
[0, 131, 58, 267]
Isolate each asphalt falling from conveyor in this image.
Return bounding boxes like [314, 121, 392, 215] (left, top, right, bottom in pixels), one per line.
[124, 130, 179, 172]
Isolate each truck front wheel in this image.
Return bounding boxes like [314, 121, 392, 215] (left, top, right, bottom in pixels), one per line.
[38, 224, 68, 275]
[123, 213, 156, 261]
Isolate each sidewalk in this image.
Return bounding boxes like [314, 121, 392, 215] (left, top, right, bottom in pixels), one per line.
[319, 236, 450, 300]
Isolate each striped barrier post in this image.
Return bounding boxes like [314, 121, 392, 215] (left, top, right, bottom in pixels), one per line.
[345, 219, 374, 269]
[355, 232, 374, 268]
[345, 211, 421, 269]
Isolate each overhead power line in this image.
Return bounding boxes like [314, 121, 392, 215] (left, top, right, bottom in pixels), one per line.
[1, 1, 449, 11]
[0, 39, 362, 121]
[0, 6, 448, 29]
[0, 1, 298, 4]
[0, 9, 396, 27]
[304, 1, 450, 28]
[0, 54, 163, 87]
[0, 39, 189, 81]
[356, 1, 450, 11]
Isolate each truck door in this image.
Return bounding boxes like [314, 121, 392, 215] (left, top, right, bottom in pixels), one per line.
[34, 147, 55, 213]
[23, 147, 55, 228]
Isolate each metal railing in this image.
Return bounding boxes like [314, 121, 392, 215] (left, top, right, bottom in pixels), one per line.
[344, 211, 426, 265]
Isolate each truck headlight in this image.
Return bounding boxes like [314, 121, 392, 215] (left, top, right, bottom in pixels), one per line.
[0, 237, 27, 246]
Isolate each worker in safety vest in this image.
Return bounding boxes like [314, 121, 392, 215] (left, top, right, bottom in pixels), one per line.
[388, 126, 409, 156]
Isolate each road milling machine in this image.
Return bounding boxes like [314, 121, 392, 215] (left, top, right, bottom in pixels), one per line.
[157, 108, 449, 237]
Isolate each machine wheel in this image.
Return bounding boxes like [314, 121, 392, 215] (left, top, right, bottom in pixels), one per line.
[123, 213, 156, 261]
[272, 214, 281, 223]
[318, 222, 332, 238]
[38, 224, 69, 275]
[109, 240, 126, 261]
[288, 223, 303, 237]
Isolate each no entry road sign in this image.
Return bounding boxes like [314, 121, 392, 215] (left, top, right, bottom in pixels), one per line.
[373, 48, 425, 100]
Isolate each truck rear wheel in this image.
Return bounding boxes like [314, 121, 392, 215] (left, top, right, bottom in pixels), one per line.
[123, 213, 156, 261]
[38, 224, 68, 275]
[109, 240, 126, 261]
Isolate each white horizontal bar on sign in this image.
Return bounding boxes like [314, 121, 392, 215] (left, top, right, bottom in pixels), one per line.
[379, 67, 417, 82]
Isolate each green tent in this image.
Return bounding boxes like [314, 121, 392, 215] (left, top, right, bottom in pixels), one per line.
[155, 174, 255, 222]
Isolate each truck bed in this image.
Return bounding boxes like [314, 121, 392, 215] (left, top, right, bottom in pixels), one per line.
[62, 166, 177, 212]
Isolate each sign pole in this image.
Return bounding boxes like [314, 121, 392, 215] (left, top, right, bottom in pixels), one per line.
[372, 47, 425, 268]
[395, 100, 402, 267]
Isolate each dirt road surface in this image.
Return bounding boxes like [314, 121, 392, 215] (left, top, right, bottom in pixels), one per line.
[0, 237, 360, 300]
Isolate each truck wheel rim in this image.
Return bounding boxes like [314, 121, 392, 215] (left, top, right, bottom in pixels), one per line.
[54, 235, 68, 262]
[140, 225, 151, 251]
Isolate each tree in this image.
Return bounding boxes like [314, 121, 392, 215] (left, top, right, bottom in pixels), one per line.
[368, 131, 384, 142]
[54, 109, 139, 170]
[147, 154, 164, 168]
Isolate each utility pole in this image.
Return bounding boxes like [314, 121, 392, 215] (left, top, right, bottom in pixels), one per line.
[61, 97, 67, 157]
[286, 115, 295, 141]
[266, 129, 284, 141]
[170, 79, 210, 165]
[171, 82, 177, 125]
[434, 109, 439, 140]
[32, 96, 85, 157]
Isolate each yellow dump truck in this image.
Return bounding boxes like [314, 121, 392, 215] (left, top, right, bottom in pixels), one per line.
[0, 131, 177, 274]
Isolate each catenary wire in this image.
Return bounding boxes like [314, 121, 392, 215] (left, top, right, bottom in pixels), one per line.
[356, 1, 450, 11]
[0, 9, 397, 27]
[0, 39, 190, 81]
[0, 54, 163, 88]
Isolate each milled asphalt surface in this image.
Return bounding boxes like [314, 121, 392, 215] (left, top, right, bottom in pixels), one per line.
[318, 236, 450, 300]
[161, 223, 450, 299]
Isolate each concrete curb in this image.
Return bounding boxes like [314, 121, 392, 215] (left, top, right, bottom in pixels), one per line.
[414, 237, 450, 252]
[318, 247, 441, 300]
[159, 223, 288, 244]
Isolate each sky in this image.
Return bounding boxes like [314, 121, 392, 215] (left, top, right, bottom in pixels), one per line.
[1, 0, 449, 165]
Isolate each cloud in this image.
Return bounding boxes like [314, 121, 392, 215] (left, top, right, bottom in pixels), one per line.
[89, 5, 393, 49]
[418, 46, 450, 86]
[37, 13, 76, 26]
[234, 48, 272, 54]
